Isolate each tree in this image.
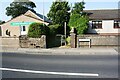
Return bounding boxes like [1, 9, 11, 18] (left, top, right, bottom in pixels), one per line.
[0, 20, 5, 25]
[69, 14, 89, 34]
[6, 0, 36, 18]
[47, 0, 70, 34]
[48, 24, 60, 36]
[71, 2, 85, 14]
[68, 2, 89, 34]
[28, 23, 49, 38]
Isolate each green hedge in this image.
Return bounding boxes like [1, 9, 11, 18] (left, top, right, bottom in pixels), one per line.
[28, 23, 49, 38]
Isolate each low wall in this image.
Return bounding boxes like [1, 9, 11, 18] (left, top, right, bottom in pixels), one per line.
[77, 35, 119, 47]
[19, 35, 46, 48]
[0, 37, 19, 48]
[0, 35, 46, 48]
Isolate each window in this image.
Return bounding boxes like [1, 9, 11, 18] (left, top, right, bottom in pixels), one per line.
[92, 21, 102, 29]
[114, 21, 120, 28]
[6, 29, 10, 36]
[6, 29, 8, 35]
[23, 26, 26, 31]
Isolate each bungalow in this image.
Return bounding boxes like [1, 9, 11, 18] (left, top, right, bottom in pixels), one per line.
[85, 9, 120, 35]
[0, 10, 51, 37]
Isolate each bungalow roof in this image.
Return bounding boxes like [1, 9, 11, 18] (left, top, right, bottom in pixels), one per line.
[84, 9, 120, 20]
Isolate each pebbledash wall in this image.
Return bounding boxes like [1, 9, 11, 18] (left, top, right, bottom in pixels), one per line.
[0, 37, 19, 48]
[76, 35, 119, 47]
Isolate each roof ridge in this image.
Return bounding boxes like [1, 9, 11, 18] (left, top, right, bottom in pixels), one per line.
[84, 9, 119, 11]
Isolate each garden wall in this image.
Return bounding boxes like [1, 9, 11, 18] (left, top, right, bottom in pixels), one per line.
[0, 35, 46, 49]
[77, 35, 119, 47]
[19, 35, 46, 48]
[0, 37, 19, 48]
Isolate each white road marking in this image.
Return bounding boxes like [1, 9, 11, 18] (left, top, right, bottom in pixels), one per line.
[0, 68, 99, 76]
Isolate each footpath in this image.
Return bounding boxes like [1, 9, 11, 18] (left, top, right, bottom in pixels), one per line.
[0, 47, 119, 55]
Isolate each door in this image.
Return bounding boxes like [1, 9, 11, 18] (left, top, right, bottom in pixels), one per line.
[20, 26, 27, 35]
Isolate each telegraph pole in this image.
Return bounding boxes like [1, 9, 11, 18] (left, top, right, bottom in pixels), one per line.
[64, 22, 66, 46]
[43, 0, 45, 26]
[42, 0, 46, 48]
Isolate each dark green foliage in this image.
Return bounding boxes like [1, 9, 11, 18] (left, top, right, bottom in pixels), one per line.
[48, 24, 60, 35]
[28, 23, 48, 38]
[6, 0, 36, 18]
[71, 2, 85, 14]
[47, 36, 61, 48]
[47, 0, 70, 34]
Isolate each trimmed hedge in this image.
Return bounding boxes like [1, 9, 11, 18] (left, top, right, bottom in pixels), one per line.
[28, 23, 49, 38]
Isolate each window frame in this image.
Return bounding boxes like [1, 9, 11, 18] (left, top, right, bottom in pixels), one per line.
[91, 20, 102, 29]
[114, 20, 120, 29]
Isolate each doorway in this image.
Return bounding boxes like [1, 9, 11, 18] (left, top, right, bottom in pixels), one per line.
[20, 26, 27, 35]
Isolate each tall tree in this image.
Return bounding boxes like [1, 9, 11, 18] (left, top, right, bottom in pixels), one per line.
[69, 2, 89, 34]
[6, 0, 36, 18]
[71, 1, 85, 15]
[47, 0, 70, 34]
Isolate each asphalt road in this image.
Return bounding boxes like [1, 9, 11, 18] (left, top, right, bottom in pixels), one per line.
[1, 52, 118, 78]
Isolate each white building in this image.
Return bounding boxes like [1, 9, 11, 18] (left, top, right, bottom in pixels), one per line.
[85, 9, 120, 35]
[0, 10, 51, 37]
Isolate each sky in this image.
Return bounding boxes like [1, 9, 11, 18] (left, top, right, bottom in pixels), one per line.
[0, 0, 120, 21]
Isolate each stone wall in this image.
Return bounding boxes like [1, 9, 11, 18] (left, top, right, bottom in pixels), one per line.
[77, 35, 119, 47]
[19, 35, 46, 48]
[0, 37, 19, 48]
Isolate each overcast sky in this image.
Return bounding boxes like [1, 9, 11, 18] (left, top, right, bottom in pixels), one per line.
[0, 0, 119, 21]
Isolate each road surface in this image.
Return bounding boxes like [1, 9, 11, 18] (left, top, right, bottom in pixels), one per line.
[1, 52, 118, 78]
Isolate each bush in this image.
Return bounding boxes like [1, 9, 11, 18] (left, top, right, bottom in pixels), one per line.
[28, 23, 49, 38]
[66, 36, 70, 45]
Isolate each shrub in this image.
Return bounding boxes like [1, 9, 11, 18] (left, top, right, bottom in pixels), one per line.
[28, 23, 49, 38]
[66, 36, 70, 45]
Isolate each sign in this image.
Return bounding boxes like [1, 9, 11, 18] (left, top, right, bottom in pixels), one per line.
[10, 22, 34, 26]
[78, 39, 91, 48]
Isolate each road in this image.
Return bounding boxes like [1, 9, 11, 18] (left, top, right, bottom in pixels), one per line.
[1, 52, 118, 78]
